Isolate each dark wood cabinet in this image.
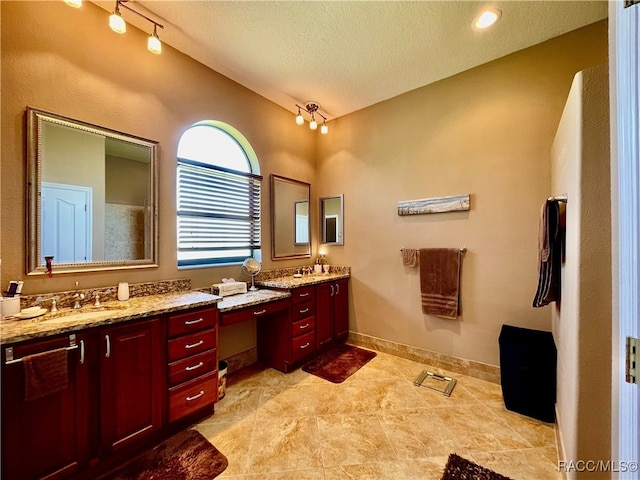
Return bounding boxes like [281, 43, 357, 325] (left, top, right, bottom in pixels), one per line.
[315, 282, 334, 349]
[166, 307, 218, 423]
[100, 318, 164, 454]
[252, 298, 309, 373]
[316, 279, 349, 344]
[1, 333, 90, 480]
[333, 279, 349, 341]
[1, 304, 219, 480]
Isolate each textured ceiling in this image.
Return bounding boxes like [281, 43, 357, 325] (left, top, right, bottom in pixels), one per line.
[97, 1, 608, 120]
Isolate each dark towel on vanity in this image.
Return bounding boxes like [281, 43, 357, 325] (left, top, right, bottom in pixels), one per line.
[23, 348, 69, 401]
[419, 248, 461, 319]
[533, 199, 561, 307]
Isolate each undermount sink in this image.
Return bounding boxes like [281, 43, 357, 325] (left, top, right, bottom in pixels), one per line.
[42, 303, 128, 323]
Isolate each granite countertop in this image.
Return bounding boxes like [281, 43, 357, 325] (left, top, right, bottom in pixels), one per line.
[216, 289, 291, 313]
[256, 272, 350, 290]
[0, 291, 222, 346]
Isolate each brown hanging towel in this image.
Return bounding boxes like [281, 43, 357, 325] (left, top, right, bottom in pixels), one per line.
[533, 199, 562, 307]
[419, 248, 461, 319]
[23, 348, 69, 401]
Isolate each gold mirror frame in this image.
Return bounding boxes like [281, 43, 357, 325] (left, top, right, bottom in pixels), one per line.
[26, 107, 159, 275]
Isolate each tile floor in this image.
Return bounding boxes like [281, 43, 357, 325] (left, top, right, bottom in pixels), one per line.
[195, 348, 560, 480]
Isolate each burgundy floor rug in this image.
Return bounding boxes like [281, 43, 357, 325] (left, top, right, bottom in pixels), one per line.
[103, 429, 228, 480]
[441, 453, 514, 480]
[302, 344, 376, 383]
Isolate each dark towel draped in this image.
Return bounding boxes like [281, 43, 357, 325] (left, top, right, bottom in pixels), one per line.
[533, 199, 562, 307]
[23, 348, 69, 401]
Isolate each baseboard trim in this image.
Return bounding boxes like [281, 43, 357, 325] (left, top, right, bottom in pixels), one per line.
[348, 331, 501, 384]
[222, 348, 257, 374]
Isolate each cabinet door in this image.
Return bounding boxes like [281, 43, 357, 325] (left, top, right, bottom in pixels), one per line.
[1, 334, 89, 480]
[100, 318, 164, 454]
[333, 280, 349, 341]
[315, 282, 333, 349]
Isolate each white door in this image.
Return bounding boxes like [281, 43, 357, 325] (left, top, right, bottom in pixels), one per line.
[41, 182, 92, 263]
[613, 1, 639, 477]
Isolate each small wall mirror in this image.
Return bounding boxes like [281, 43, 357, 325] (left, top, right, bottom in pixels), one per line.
[271, 175, 311, 260]
[26, 107, 159, 275]
[320, 195, 344, 245]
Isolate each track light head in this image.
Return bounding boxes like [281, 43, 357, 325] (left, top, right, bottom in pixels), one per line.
[148, 24, 162, 54]
[294, 101, 329, 134]
[109, 2, 126, 34]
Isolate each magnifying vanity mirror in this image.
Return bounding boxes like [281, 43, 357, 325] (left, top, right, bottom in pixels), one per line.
[271, 175, 311, 260]
[26, 107, 159, 275]
[320, 194, 344, 245]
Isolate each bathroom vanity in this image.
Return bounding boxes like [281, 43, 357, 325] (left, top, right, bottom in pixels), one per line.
[0, 271, 350, 479]
[0, 292, 220, 480]
[251, 272, 350, 372]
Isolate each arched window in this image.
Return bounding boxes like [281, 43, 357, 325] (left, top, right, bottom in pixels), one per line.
[176, 121, 261, 267]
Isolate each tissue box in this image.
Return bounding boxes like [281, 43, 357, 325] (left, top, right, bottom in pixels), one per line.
[212, 282, 247, 297]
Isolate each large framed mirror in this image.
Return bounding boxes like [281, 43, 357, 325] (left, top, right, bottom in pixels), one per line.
[26, 107, 159, 275]
[320, 194, 344, 245]
[271, 175, 311, 260]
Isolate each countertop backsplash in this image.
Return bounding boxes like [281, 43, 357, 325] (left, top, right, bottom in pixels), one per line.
[20, 278, 192, 310]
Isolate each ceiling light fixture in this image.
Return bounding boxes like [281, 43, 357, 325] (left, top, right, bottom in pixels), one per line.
[295, 102, 329, 134]
[474, 8, 502, 29]
[104, 0, 164, 53]
[64, 0, 82, 8]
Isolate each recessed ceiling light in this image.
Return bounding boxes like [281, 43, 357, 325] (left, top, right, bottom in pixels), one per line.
[474, 8, 502, 30]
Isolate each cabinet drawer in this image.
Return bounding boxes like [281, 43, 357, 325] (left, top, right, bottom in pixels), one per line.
[168, 372, 217, 423]
[220, 299, 289, 326]
[168, 329, 216, 362]
[168, 349, 217, 387]
[292, 331, 316, 364]
[168, 308, 217, 338]
[291, 286, 315, 304]
[292, 301, 314, 322]
[292, 317, 315, 337]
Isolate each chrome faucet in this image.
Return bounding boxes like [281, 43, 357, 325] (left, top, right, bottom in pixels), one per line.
[73, 282, 85, 309]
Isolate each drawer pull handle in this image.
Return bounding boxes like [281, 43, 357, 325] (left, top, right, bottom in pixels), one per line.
[185, 317, 204, 326]
[299, 307, 310, 314]
[335, 284, 340, 295]
[253, 309, 267, 316]
[79, 340, 85, 365]
[300, 342, 310, 349]
[105, 334, 111, 358]
[185, 361, 204, 371]
[185, 340, 204, 349]
[299, 292, 310, 297]
[186, 390, 205, 402]
[299, 323, 310, 330]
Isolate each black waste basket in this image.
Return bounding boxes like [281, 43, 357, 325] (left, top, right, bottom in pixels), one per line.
[499, 324, 556, 423]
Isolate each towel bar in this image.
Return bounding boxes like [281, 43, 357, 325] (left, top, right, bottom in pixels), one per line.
[400, 247, 467, 253]
[5, 334, 82, 365]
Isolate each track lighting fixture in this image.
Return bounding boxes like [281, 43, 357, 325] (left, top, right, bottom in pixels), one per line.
[295, 102, 329, 134]
[68, 0, 164, 54]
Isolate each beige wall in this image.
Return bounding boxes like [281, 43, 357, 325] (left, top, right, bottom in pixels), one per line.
[1, 1, 315, 287]
[551, 65, 611, 478]
[0, 3, 609, 368]
[1, 1, 315, 357]
[316, 21, 608, 367]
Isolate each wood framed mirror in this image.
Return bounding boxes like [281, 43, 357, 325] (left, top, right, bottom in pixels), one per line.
[320, 194, 344, 245]
[271, 174, 311, 260]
